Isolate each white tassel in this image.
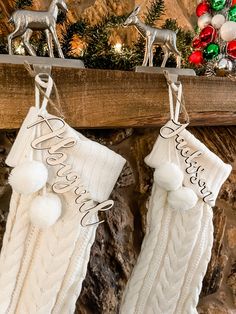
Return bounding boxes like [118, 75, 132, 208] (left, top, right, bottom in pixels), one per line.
[8, 161, 48, 195]
[29, 193, 62, 229]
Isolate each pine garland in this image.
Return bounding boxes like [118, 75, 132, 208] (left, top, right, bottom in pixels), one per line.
[0, 0, 193, 70]
[15, 0, 33, 9]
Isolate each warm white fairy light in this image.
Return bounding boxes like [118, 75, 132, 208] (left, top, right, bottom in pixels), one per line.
[15, 42, 25, 55]
[114, 42, 122, 53]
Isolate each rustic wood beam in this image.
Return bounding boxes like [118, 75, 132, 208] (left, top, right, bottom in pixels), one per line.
[0, 63, 235, 129]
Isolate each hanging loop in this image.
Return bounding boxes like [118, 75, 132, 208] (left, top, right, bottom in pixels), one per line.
[163, 70, 189, 124]
[35, 73, 54, 113]
[24, 61, 64, 119]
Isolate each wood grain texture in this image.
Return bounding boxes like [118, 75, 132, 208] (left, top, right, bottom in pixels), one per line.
[0, 64, 236, 129]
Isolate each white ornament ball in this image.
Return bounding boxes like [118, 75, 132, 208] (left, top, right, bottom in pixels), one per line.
[29, 193, 62, 229]
[9, 160, 48, 195]
[220, 21, 236, 41]
[198, 13, 212, 30]
[154, 162, 183, 191]
[167, 187, 198, 211]
[211, 14, 225, 29]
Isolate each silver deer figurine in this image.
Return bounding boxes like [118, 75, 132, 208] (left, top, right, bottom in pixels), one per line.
[124, 6, 181, 68]
[8, 0, 68, 58]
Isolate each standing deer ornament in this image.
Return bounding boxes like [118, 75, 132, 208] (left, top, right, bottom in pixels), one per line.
[8, 0, 68, 58]
[124, 6, 181, 68]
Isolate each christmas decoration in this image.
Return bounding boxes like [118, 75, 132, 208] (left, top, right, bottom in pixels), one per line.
[210, 0, 226, 11]
[29, 194, 62, 229]
[227, 39, 236, 58]
[154, 162, 184, 191]
[1, 0, 193, 70]
[211, 14, 225, 28]
[198, 12, 212, 29]
[189, 50, 204, 65]
[190, 0, 236, 75]
[192, 36, 204, 48]
[220, 21, 236, 41]
[120, 76, 232, 314]
[215, 57, 233, 75]
[0, 73, 126, 313]
[167, 187, 198, 211]
[200, 25, 217, 45]
[8, 160, 48, 195]
[196, 2, 211, 17]
[228, 5, 236, 22]
[123, 5, 181, 67]
[203, 42, 220, 60]
[8, 0, 68, 57]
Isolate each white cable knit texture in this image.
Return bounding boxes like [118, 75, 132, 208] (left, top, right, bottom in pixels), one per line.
[0, 108, 125, 314]
[120, 124, 231, 314]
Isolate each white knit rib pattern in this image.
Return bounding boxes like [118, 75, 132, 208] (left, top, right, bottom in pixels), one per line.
[52, 215, 98, 314]
[0, 111, 125, 314]
[120, 186, 206, 314]
[120, 123, 230, 314]
[0, 191, 20, 271]
[0, 194, 33, 314]
[56, 224, 98, 314]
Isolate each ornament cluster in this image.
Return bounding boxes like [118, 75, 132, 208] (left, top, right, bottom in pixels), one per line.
[189, 0, 236, 75]
[9, 160, 62, 230]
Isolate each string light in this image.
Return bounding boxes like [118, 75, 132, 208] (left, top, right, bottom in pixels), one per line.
[114, 42, 122, 53]
[15, 42, 25, 55]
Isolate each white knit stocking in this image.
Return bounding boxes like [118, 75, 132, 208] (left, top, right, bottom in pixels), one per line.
[0, 74, 126, 314]
[120, 81, 231, 314]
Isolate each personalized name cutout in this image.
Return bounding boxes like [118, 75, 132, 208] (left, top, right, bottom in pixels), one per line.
[27, 114, 113, 227]
[160, 121, 214, 205]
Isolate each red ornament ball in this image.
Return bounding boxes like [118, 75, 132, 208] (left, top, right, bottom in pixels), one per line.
[192, 37, 203, 49]
[200, 25, 217, 45]
[232, 0, 236, 6]
[196, 2, 210, 17]
[189, 50, 204, 65]
[227, 40, 236, 59]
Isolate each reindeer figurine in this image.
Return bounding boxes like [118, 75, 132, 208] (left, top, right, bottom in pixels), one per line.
[8, 0, 68, 58]
[124, 6, 181, 68]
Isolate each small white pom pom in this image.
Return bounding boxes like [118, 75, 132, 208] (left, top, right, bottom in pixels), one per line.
[29, 193, 62, 229]
[167, 187, 198, 211]
[154, 162, 183, 191]
[220, 21, 236, 42]
[9, 161, 48, 195]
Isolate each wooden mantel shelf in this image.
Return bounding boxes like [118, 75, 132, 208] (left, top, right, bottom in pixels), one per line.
[0, 63, 235, 129]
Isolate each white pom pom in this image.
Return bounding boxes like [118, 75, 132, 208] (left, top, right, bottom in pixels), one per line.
[29, 193, 62, 229]
[167, 187, 198, 211]
[9, 161, 48, 195]
[154, 162, 183, 191]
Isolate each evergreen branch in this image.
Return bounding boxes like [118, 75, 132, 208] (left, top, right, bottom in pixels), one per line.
[145, 0, 165, 26]
[15, 0, 33, 9]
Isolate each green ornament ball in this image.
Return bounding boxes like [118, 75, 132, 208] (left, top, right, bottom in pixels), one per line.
[210, 0, 226, 11]
[228, 5, 236, 22]
[203, 43, 220, 60]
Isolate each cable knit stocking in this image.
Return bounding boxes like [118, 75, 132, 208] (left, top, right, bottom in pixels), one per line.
[120, 84, 232, 314]
[0, 74, 126, 314]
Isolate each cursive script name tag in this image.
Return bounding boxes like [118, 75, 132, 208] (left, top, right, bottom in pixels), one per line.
[160, 120, 215, 206]
[27, 114, 114, 227]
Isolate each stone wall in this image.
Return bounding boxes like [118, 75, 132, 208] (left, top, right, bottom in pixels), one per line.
[0, 126, 235, 313]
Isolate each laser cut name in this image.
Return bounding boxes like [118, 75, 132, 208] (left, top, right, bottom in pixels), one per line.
[27, 115, 113, 227]
[160, 121, 214, 205]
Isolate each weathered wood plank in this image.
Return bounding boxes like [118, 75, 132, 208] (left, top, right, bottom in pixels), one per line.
[0, 63, 235, 129]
